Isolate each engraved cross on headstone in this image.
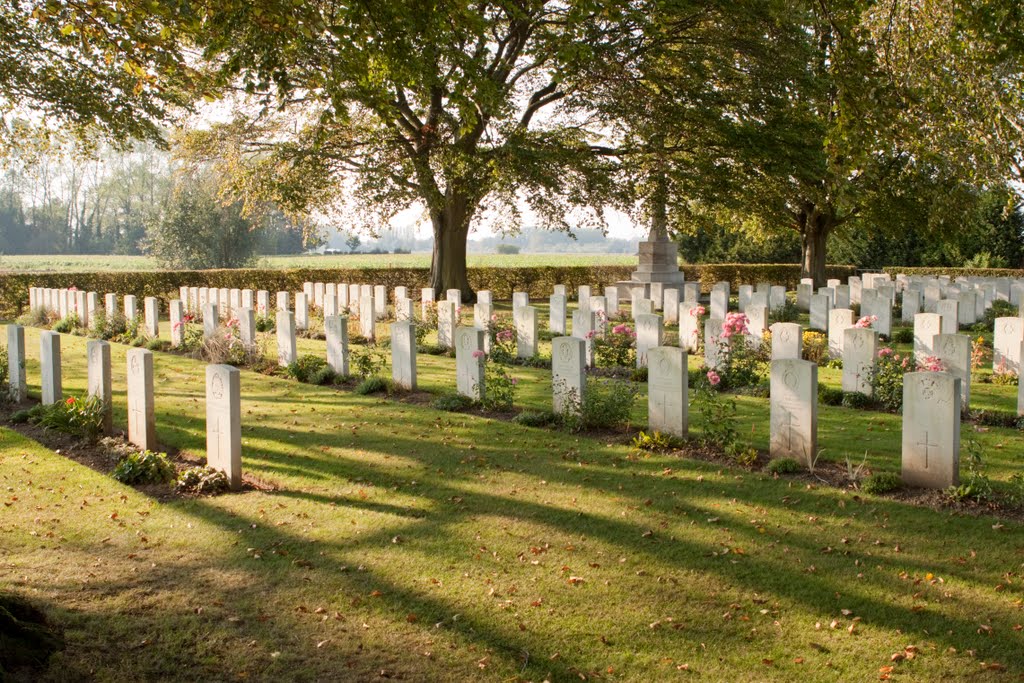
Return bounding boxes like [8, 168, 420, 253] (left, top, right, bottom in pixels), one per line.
[774, 406, 798, 451]
[651, 390, 678, 423]
[916, 431, 938, 468]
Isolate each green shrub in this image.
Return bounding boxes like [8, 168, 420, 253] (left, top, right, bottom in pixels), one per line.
[112, 450, 177, 485]
[631, 366, 648, 383]
[309, 365, 338, 386]
[351, 344, 387, 379]
[563, 378, 638, 432]
[861, 471, 902, 495]
[176, 466, 230, 495]
[513, 410, 561, 428]
[631, 430, 681, 452]
[287, 354, 330, 383]
[990, 371, 1019, 386]
[727, 444, 759, 468]
[354, 376, 390, 395]
[818, 384, 843, 406]
[481, 364, 518, 411]
[53, 314, 80, 333]
[871, 348, 913, 412]
[693, 376, 738, 449]
[890, 328, 913, 344]
[145, 338, 165, 351]
[968, 409, 1019, 428]
[10, 404, 47, 424]
[431, 392, 475, 412]
[254, 313, 275, 333]
[983, 300, 1018, 329]
[594, 323, 637, 368]
[766, 457, 802, 475]
[947, 439, 993, 502]
[90, 310, 128, 341]
[770, 299, 800, 323]
[841, 391, 872, 409]
[34, 396, 106, 442]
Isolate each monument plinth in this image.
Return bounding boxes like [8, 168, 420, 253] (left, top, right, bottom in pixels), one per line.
[615, 227, 684, 298]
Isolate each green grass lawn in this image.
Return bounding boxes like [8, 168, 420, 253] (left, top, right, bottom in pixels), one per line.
[2, 320, 1023, 681]
[0, 253, 636, 273]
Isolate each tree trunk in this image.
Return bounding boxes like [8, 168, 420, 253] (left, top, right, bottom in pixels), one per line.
[798, 206, 834, 288]
[429, 192, 475, 303]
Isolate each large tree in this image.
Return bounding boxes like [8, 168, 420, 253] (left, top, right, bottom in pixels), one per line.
[0, 0, 197, 149]
[176, 1, 642, 300]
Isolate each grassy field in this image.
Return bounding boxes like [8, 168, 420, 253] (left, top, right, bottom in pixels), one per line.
[2, 313, 1023, 681]
[0, 253, 636, 273]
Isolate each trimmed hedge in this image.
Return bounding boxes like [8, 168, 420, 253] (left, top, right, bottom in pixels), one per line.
[0, 262, 857, 318]
[882, 266, 1024, 279]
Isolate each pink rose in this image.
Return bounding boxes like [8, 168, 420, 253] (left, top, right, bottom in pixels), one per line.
[472, 349, 485, 359]
[706, 370, 721, 386]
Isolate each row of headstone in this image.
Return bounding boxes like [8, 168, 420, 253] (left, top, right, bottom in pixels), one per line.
[7, 325, 243, 490]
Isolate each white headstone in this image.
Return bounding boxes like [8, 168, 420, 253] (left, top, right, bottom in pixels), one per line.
[124, 294, 138, 321]
[446, 288, 462, 305]
[238, 308, 255, 348]
[206, 364, 242, 490]
[809, 294, 830, 331]
[633, 314, 662, 368]
[325, 316, 349, 376]
[276, 291, 289, 312]
[604, 286, 620, 316]
[374, 285, 388, 320]
[144, 297, 160, 338]
[738, 285, 753, 312]
[902, 372, 960, 489]
[437, 300, 456, 349]
[914, 313, 941, 363]
[7, 325, 26, 402]
[455, 326, 485, 400]
[578, 285, 593, 312]
[512, 291, 529, 310]
[934, 333, 971, 407]
[770, 359, 818, 466]
[704, 318, 725, 370]
[828, 308, 854, 358]
[935, 300, 959, 335]
[515, 306, 538, 358]
[294, 292, 309, 331]
[390, 321, 417, 390]
[679, 304, 702, 353]
[571, 308, 596, 360]
[242, 289, 255, 311]
[552, 285, 566, 297]
[421, 288, 435, 320]
[841, 327, 878, 396]
[397, 297, 415, 322]
[549, 294, 567, 335]
[647, 346, 688, 438]
[552, 337, 585, 415]
[663, 288, 680, 324]
[322, 290, 338, 319]
[710, 289, 728, 320]
[902, 290, 922, 323]
[770, 322, 802, 360]
[796, 283, 813, 312]
[87, 339, 112, 434]
[276, 311, 296, 366]
[993, 317, 1024, 375]
[746, 305, 768, 348]
[359, 295, 376, 341]
[477, 290, 492, 306]
[39, 331, 61, 405]
[105, 293, 117, 318]
[683, 283, 700, 304]
[769, 286, 787, 312]
[126, 348, 156, 451]
[170, 300, 184, 347]
[204, 303, 219, 339]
